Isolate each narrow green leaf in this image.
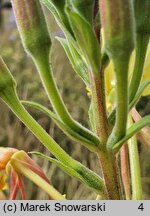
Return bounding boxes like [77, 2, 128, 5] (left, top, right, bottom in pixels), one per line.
[129, 79, 150, 109]
[67, 0, 95, 25]
[22, 100, 101, 152]
[128, 116, 143, 200]
[40, 0, 73, 35]
[88, 102, 96, 132]
[66, 6, 101, 75]
[30, 151, 106, 195]
[40, 0, 76, 50]
[40, 0, 86, 68]
[57, 37, 90, 85]
[112, 115, 150, 153]
[30, 152, 82, 180]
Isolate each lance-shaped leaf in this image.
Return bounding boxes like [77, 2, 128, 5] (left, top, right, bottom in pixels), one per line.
[129, 79, 150, 109]
[40, 0, 84, 69]
[131, 108, 150, 148]
[88, 102, 96, 133]
[56, 37, 90, 85]
[112, 115, 150, 153]
[67, 0, 95, 25]
[40, 0, 73, 35]
[22, 100, 101, 152]
[128, 116, 143, 200]
[31, 151, 106, 197]
[66, 5, 101, 75]
[0, 57, 16, 96]
[40, 0, 76, 46]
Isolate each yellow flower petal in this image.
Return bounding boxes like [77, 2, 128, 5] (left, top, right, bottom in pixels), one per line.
[104, 42, 150, 111]
[0, 172, 8, 190]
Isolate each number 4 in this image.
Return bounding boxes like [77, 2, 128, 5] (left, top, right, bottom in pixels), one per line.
[138, 203, 144, 211]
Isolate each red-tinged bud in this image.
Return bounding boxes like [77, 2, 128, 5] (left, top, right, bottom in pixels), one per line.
[11, 0, 51, 57]
[99, 0, 135, 58]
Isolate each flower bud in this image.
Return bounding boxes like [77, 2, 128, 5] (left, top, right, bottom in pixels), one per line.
[11, 0, 51, 57]
[134, 0, 150, 35]
[0, 57, 16, 94]
[99, 0, 134, 57]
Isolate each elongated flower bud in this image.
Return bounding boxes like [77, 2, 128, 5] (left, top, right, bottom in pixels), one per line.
[99, 1, 135, 150]
[11, 0, 51, 57]
[99, 0, 134, 57]
[0, 57, 16, 94]
[134, 0, 150, 35]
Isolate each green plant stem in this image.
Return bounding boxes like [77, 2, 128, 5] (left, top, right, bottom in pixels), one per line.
[2, 88, 74, 166]
[107, 56, 129, 150]
[35, 52, 72, 124]
[120, 144, 131, 200]
[97, 150, 121, 200]
[22, 100, 100, 152]
[89, 70, 109, 144]
[128, 117, 142, 200]
[34, 52, 100, 148]
[129, 33, 149, 102]
[0, 88, 105, 194]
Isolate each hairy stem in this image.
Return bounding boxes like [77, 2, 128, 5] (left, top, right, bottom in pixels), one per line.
[90, 61, 120, 199]
[97, 150, 121, 199]
[90, 69, 109, 144]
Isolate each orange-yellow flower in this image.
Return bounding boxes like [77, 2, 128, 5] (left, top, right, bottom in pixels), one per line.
[0, 147, 65, 200]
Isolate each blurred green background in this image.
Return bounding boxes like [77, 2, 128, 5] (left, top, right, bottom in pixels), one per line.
[0, 0, 150, 199]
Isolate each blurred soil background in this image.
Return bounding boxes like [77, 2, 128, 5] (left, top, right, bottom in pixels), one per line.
[0, 0, 150, 199]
